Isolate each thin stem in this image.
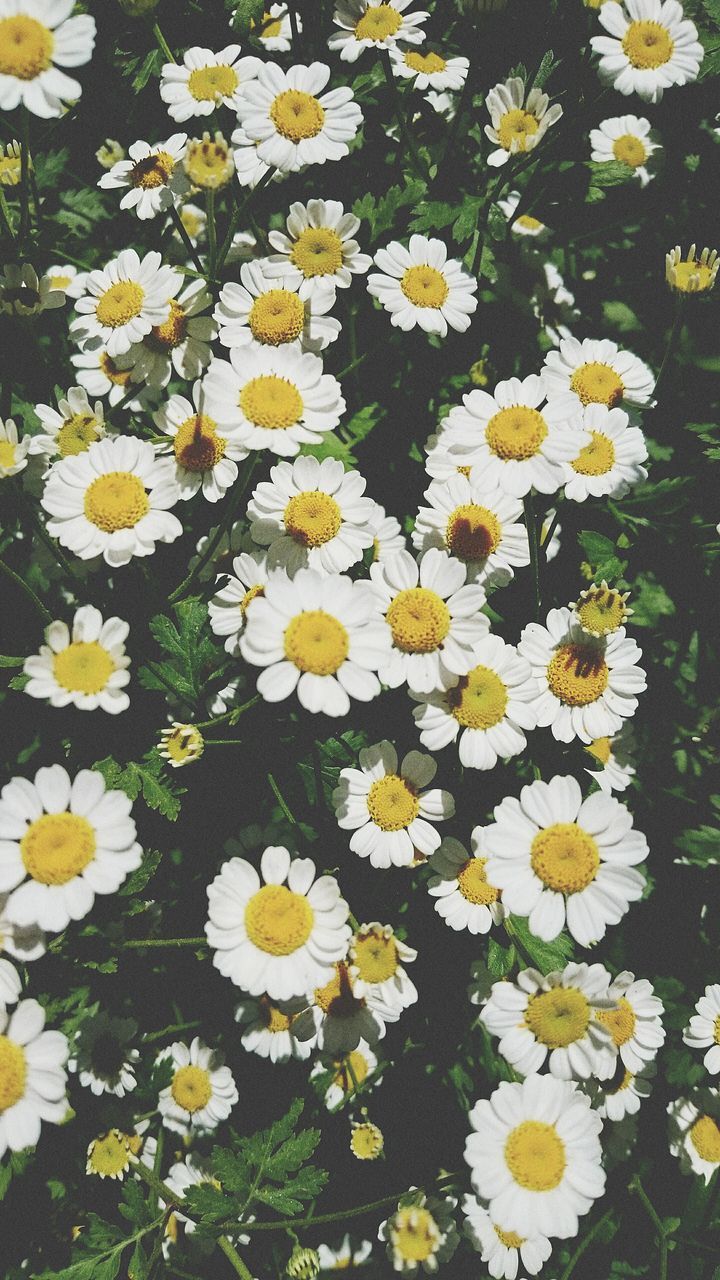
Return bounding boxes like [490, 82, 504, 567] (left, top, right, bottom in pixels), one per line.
[151, 21, 176, 63]
[146, 660, 197, 715]
[144, 1018, 202, 1043]
[168, 454, 258, 603]
[19, 107, 30, 247]
[629, 1176, 672, 1280]
[379, 51, 427, 181]
[559, 1209, 613, 1280]
[204, 738, 248, 746]
[217, 1236, 254, 1280]
[206, 188, 217, 278]
[0, 187, 15, 240]
[215, 168, 276, 276]
[232, 1189, 411, 1233]
[287, 0, 300, 49]
[523, 493, 541, 621]
[122, 936, 207, 949]
[541, 507, 560, 559]
[0, 556, 51, 625]
[169, 205, 204, 274]
[195, 694, 262, 730]
[267, 772, 297, 825]
[653, 296, 685, 402]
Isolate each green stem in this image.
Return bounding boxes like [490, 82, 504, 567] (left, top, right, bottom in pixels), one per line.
[206, 188, 217, 278]
[146, 660, 197, 715]
[168, 454, 258, 603]
[559, 1209, 613, 1280]
[19, 107, 30, 247]
[217, 1235, 254, 1280]
[0, 556, 51, 626]
[169, 204, 204, 274]
[267, 772, 297, 825]
[204, 738, 248, 746]
[144, 1018, 202, 1043]
[230, 1188, 411, 1233]
[215, 168, 276, 276]
[653, 296, 685, 402]
[523, 493, 541, 621]
[195, 694, 262, 731]
[151, 21, 176, 63]
[629, 1176, 672, 1280]
[0, 188, 15, 240]
[379, 51, 427, 181]
[122, 936, 207, 949]
[541, 506, 560, 559]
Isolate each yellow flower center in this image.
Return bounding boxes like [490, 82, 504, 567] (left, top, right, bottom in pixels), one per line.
[0, 16, 53, 80]
[332, 1048, 369, 1093]
[351, 1122, 384, 1160]
[613, 134, 647, 168]
[367, 774, 419, 831]
[525, 986, 591, 1048]
[531, 823, 600, 894]
[249, 290, 305, 346]
[714, 1015, 720, 1047]
[146, 300, 188, 351]
[171, 1064, 212, 1113]
[283, 610, 349, 675]
[0, 1036, 26, 1111]
[174, 414, 226, 472]
[457, 857, 500, 905]
[570, 362, 624, 408]
[445, 502, 501, 562]
[100, 352, 132, 386]
[353, 929, 398, 983]
[270, 89, 325, 141]
[180, 207, 203, 239]
[596, 997, 636, 1047]
[258, 11, 283, 37]
[672, 259, 716, 293]
[83, 471, 150, 533]
[515, 214, 544, 232]
[161, 724, 204, 764]
[505, 1121, 566, 1191]
[690, 1115, 720, 1164]
[546, 642, 609, 706]
[485, 405, 548, 460]
[314, 963, 362, 1018]
[240, 375, 303, 430]
[185, 137, 232, 189]
[96, 281, 145, 329]
[572, 431, 616, 477]
[449, 665, 508, 730]
[404, 50, 447, 73]
[606, 1065, 633, 1094]
[401, 264, 449, 309]
[585, 736, 612, 765]
[495, 1226, 525, 1248]
[47, 272, 72, 290]
[386, 587, 450, 653]
[56, 413, 103, 458]
[622, 20, 674, 69]
[284, 491, 342, 548]
[392, 1208, 440, 1263]
[0, 441, 17, 468]
[241, 584, 264, 614]
[188, 63, 238, 102]
[130, 150, 175, 190]
[576, 586, 627, 635]
[245, 883, 314, 955]
[260, 998, 294, 1034]
[0, 148, 21, 186]
[21, 812, 96, 885]
[355, 4, 403, 41]
[290, 226, 344, 278]
[53, 642, 115, 695]
[87, 1130, 134, 1178]
[497, 108, 540, 153]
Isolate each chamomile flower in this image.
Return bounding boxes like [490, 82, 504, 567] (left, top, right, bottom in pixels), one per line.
[234, 994, 316, 1062]
[590, 115, 659, 186]
[71, 249, 181, 358]
[312, 1041, 379, 1109]
[0, 999, 68, 1159]
[684, 986, 720, 1075]
[668, 1091, 720, 1183]
[70, 345, 148, 410]
[0, 764, 142, 933]
[0, 418, 29, 477]
[157, 1037, 238, 1135]
[203, 346, 346, 457]
[591, 0, 703, 103]
[184, 129, 235, 189]
[497, 190, 549, 238]
[0, 0, 96, 119]
[317, 1237, 373, 1271]
[329, 1, 429, 62]
[266, 199, 373, 299]
[209, 548, 275, 655]
[159, 44, 262, 122]
[69, 1012, 139, 1096]
[589, 1062, 655, 1122]
[333, 740, 454, 869]
[349, 922, 418, 1015]
[42, 436, 182, 567]
[254, 5, 296, 52]
[484, 775, 648, 947]
[161, 1155, 251, 1247]
[95, 138, 124, 169]
[175, 200, 206, 245]
[0, 957, 20, 1005]
[390, 45, 469, 91]
[247, 455, 375, 575]
[45, 263, 86, 299]
[584, 723, 637, 793]
[126, 278, 217, 387]
[351, 1120, 384, 1160]
[23, 605, 131, 714]
[518, 606, 646, 744]
[367, 235, 478, 336]
[85, 1128, 145, 1181]
[153, 380, 248, 504]
[0, 897, 45, 962]
[234, 61, 363, 173]
[595, 971, 665, 1073]
[0, 138, 20, 185]
[485, 77, 562, 167]
[462, 1195, 552, 1279]
[0, 262, 65, 316]
[542, 336, 655, 424]
[30, 387, 106, 465]
[666, 244, 719, 294]
[368, 503, 406, 561]
[214, 260, 340, 353]
[427, 829, 505, 934]
[231, 122, 277, 188]
[571, 582, 632, 637]
[98, 134, 189, 220]
[379, 1191, 459, 1275]
[563, 405, 648, 501]
[311, 960, 392, 1053]
[413, 476, 529, 587]
[158, 722, 205, 768]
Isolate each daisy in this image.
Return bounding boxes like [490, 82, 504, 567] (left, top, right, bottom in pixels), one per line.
[0, 764, 142, 933]
[71, 250, 181, 358]
[412, 635, 538, 771]
[684, 986, 720, 1076]
[0, 999, 68, 1158]
[481, 962, 618, 1081]
[333, 740, 454, 869]
[379, 1191, 459, 1275]
[206, 845, 351, 1000]
[584, 723, 637, 793]
[0, 138, 20, 185]
[175, 200, 206, 246]
[589, 1062, 655, 1122]
[157, 1037, 238, 1135]
[98, 134, 189, 220]
[44, 263, 86, 299]
[666, 244, 719, 294]
[0, 418, 29, 477]
[0, 957, 20, 1005]
[85, 1128, 148, 1182]
[312, 1040, 379, 1109]
[368, 503, 406, 561]
[518, 605, 646, 744]
[329, 1, 428, 61]
[208, 547, 275, 655]
[247, 455, 375, 574]
[668, 1091, 720, 1183]
[427, 829, 506, 934]
[68, 1012, 138, 1096]
[70, 345, 149, 410]
[161, 1156, 251, 1249]
[484, 774, 649, 947]
[125, 278, 217, 387]
[153, 380, 247, 504]
[412, 476, 529, 587]
[390, 45, 469, 91]
[542, 336, 655, 424]
[370, 548, 489, 694]
[214, 260, 340, 353]
[42, 436, 182, 567]
[95, 138, 124, 169]
[184, 129, 235, 189]
[23, 605, 131, 714]
[595, 971, 665, 1072]
[254, 5, 296, 52]
[240, 568, 390, 716]
[485, 77, 562, 167]
[0, 897, 45, 962]
[231, 122, 278, 189]
[0, 262, 65, 316]
[0, 0, 96, 119]
[466, 1075, 605, 1239]
[29, 387, 106, 465]
[367, 235, 478, 336]
[462, 1194, 552, 1279]
[317, 1237, 373, 1271]
[590, 0, 703, 103]
[310, 960, 392, 1054]
[497, 190, 549, 238]
[159, 44, 262, 122]
[563, 406, 648, 502]
[590, 115, 659, 186]
[234, 61, 363, 173]
[266, 198, 373, 299]
[158, 722, 205, 768]
[351, 1121, 384, 1160]
[349, 922, 418, 1015]
[203, 346, 346, 457]
[571, 582, 632, 638]
[234, 994, 316, 1062]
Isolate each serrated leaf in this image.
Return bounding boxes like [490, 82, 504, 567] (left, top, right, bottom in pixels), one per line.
[120, 848, 163, 896]
[253, 1165, 328, 1216]
[507, 916, 574, 973]
[487, 938, 516, 978]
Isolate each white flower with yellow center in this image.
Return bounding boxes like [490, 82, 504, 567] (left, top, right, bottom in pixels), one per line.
[0, 764, 141, 933]
[0, 0, 95, 119]
[329, 0, 428, 62]
[231, 121, 280, 189]
[85, 1128, 146, 1181]
[0, 262, 65, 316]
[379, 1191, 459, 1275]
[571, 581, 632, 638]
[588, 1061, 655, 1122]
[0, 956, 20, 1005]
[466, 1074, 605, 1239]
[497, 190, 549, 238]
[160, 1155, 251, 1247]
[427, 829, 506, 934]
[462, 1194, 552, 1279]
[184, 128, 235, 189]
[42, 436, 182, 566]
[666, 244, 719, 295]
[30, 386, 106, 467]
[157, 1037, 238, 1135]
[543, 337, 654, 426]
[310, 959, 393, 1054]
[95, 137, 124, 169]
[125, 278, 218, 388]
[214, 260, 340, 353]
[518, 605, 646, 744]
[254, 5, 296, 52]
[333, 740, 454, 869]
[595, 971, 665, 1073]
[158, 722, 204, 768]
[234, 993, 316, 1062]
[413, 634, 538, 771]
[584, 726, 637, 794]
[668, 1091, 720, 1183]
[349, 921, 418, 1016]
[71, 249, 181, 358]
[159, 43, 262, 122]
[351, 1120, 384, 1161]
[0, 998, 68, 1159]
[484, 774, 648, 947]
[203, 346, 346, 457]
[368, 502, 406, 561]
[317, 1236, 373, 1271]
[485, 76, 562, 167]
[684, 986, 720, 1076]
[98, 134, 190, 220]
[0, 418, 29, 477]
[591, 0, 703, 103]
[70, 345, 149, 410]
[312, 1040, 379, 1110]
[23, 605, 131, 714]
[240, 568, 390, 715]
[590, 114, 658, 186]
[248, 455, 375, 575]
[563, 405, 648, 502]
[234, 61, 363, 173]
[0, 896, 45, 962]
[266, 198, 372, 300]
[154, 380, 247, 504]
[69, 1012, 138, 1097]
[390, 45, 469, 90]
[0, 138, 20, 185]
[370, 548, 489, 693]
[413, 476, 529, 587]
[209, 547, 275, 655]
[175, 200, 206, 245]
[368, 235, 478, 336]
[206, 845, 351, 1000]
[45, 262, 86, 299]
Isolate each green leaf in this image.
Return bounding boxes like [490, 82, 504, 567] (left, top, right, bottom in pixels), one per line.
[487, 938, 516, 978]
[120, 848, 163, 896]
[532, 49, 558, 89]
[586, 159, 635, 188]
[92, 754, 185, 821]
[0, 655, 24, 667]
[230, 0, 265, 34]
[507, 916, 574, 973]
[675, 825, 720, 866]
[353, 180, 426, 242]
[253, 1165, 329, 1216]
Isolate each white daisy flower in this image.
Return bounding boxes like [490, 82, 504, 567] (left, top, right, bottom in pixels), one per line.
[0, 764, 142, 933]
[254, 5, 296, 52]
[427, 828, 505, 934]
[311, 1040, 379, 1110]
[484, 774, 649, 947]
[157, 1037, 238, 1136]
[98, 134, 189, 220]
[379, 1191, 459, 1275]
[159, 44, 262, 122]
[71, 249, 181, 358]
[590, 114, 659, 186]
[485, 76, 562, 167]
[368, 235, 478, 336]
[69, 1012, 139, 1097]
[231, 121, 279, 189]
[214, 260, 340, 353]
[23, 605, 131, 714]
[240, 568, 390, 716]
[563, 405, 648, 502]
[70, 345, 149, 410]
[584, 723, 637, 793]
[310, 960, 392, 1054]
[668, 1091, 720, 1183]
[0, 956, 20, 1005]
[684, 986, 720, 1076]
[368, 503, 406, 561]
[412, 475, 529, 587]
[370, 548, 489, 694]
[203, 346, 346, 457]
[542, 336, 655, 424]
[462, 1194, 552, 1279]
[0, 897, 45, 962]
[206, 845, 351, 1001]
[0, 262, 65, 316]
[208, 547, 276, 656]
[333, 740, 454, 869]
[595, 971, 665, 1072]
[124, 278, 217, 388]
[591, 0, 703, 103]
[497, 190, 549, 238]
[86, 1125, 155, 1183]
[518, 605, 646, 744]
[29, 387, 106, 466]
[666, 243, 719, 295]
[44, 263, 86, 299]
[158, 722, 204, 769]
[0, 418, 29, 477]
[349, 922, 418, 1016]
[589, 1062, 655, 1122]
[0, 999, 68, 1159]
[247, 455, 375, 574]
[317, 1237, 373, 1271]
[175, 200, 206, 245]
[0, 0, 95, 119]
[42, 436, 182, 567]
[234, 994, 316, 1062]
[390, 45, 469, 91]
[234, 61, 363, 173]
[266, 198, 372, 299]
[329, 0, 428, 62]
[571, 581, 632, 639]
[184, 128, 235, 189]
[153, 380, 248, 504]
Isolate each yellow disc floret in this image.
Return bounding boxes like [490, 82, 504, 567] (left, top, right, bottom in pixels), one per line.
[495, 1226, 525, 1248]
[146, 300, 188, 352]
[504, 1121, 566, 1190]
[355, 4, 402, 41]
[284, 491, 342, 548]
[613, 134, 647, 168]
[531, 823, 600, 894]
[570, 362, 624, 408]
[95, 281, 145, 329]
[401, 265, 449, 309]
[575, 584, 629, 636]
[245, 883, 314, 955]
[290, 226, 344, 278]
[0, 16, 53, 80]
[188, 63, 238, 102]
[497, 109, 540, 153]
[185, 133, 233, 189]
[350, 1121, 384, 1160]
[485, 406, 548, 460]
[84, 471, 149, 533]
[690, 1115, 720, 1164]
[525, 986, 591, 1048]
[622, 20, 674, 69]
[572, 432, 616, 477]
[21, 812, 96, 885]
[173, 414, 226, 472]
[386, 587, 450, 653]
[100, 352, 132, 387]
[391, 1207, 440, 1264]
[283, 610, 349, 674]
[130, 150, 174, 189]
[332, 1049, 369, 1093]
[449, 665, 508, 730]
[270, 90, 325, 141]
[249, 290, 305, 346]
[446, 503, 501, 562]
[56, 414, 103, 458]
[367, 775, 419, 831]
[0, 1037, 26, 1111]
[404, 50, 447, 74]
[546, 642, 609, 706]
[53, 642, 114, 695]
[240, 375, 303, 430]
[353, 927, 398, 983]
[171, 1064, 212, 1113]
[86, 1130, 135, 1179]
[585, 736, 612, 766]
[457, 857, 500, 905]
[596, 997, 636, 1047]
